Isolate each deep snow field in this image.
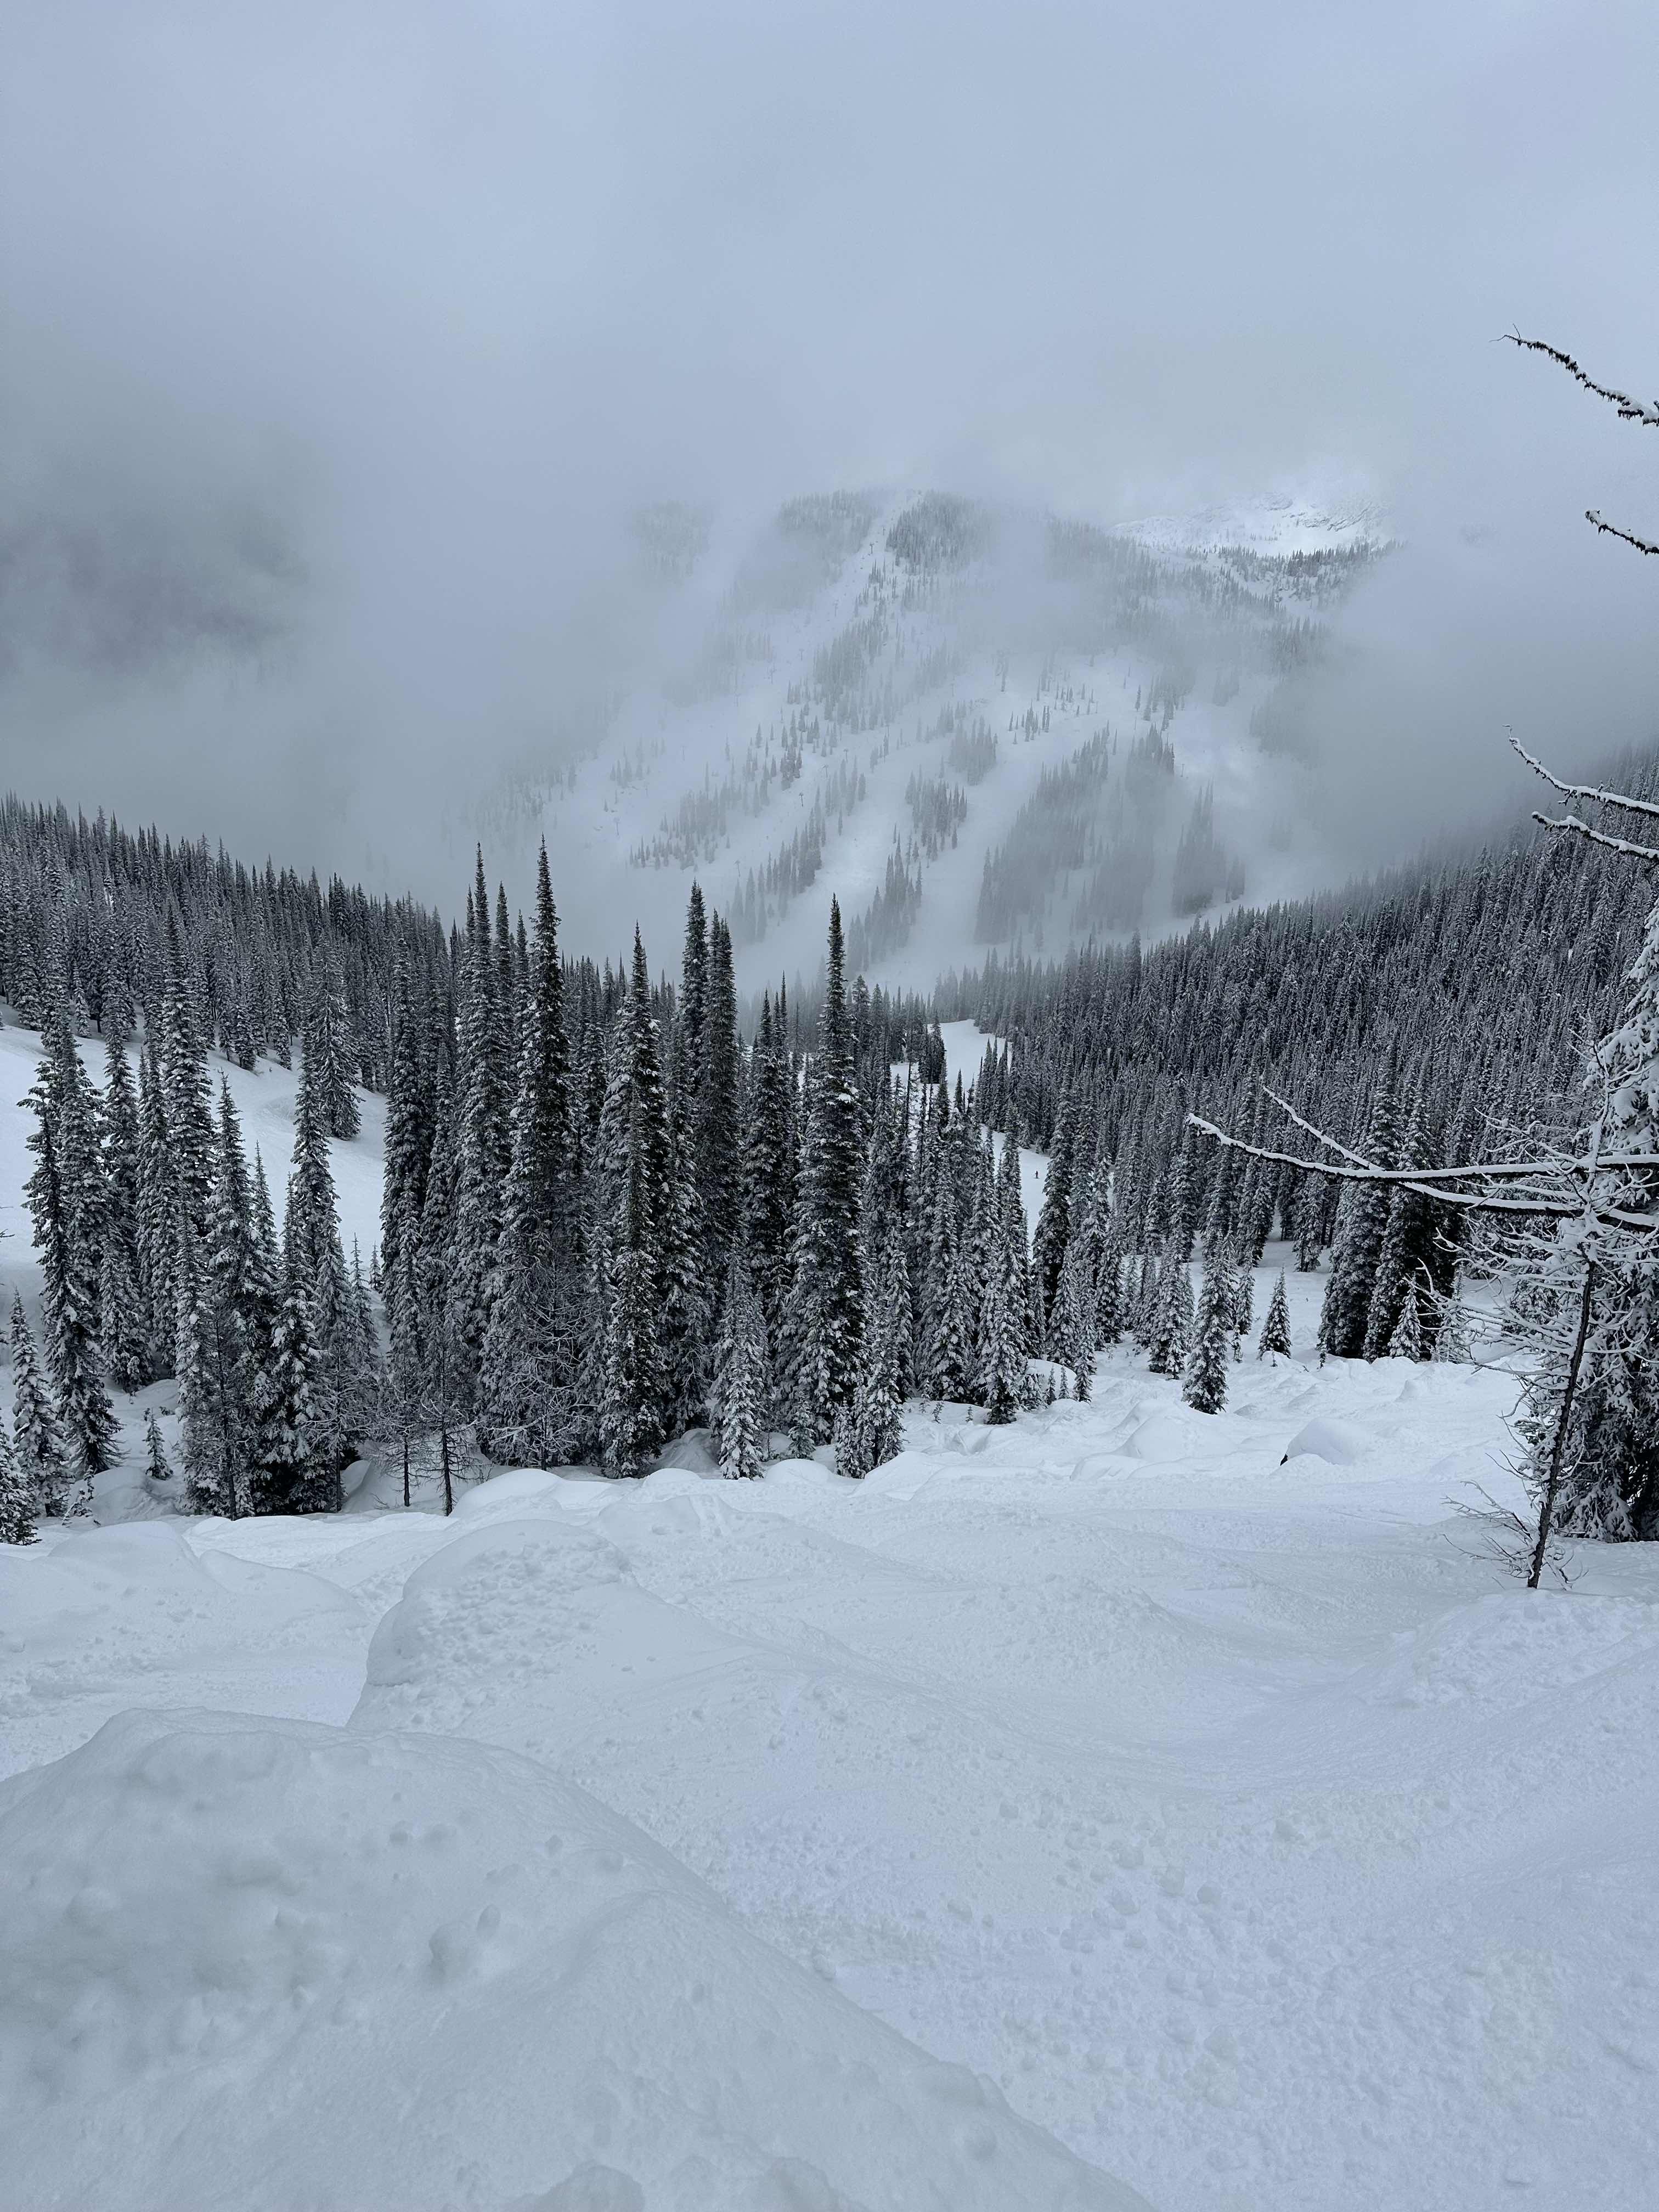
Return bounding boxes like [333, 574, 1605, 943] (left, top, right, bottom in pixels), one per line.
[3, 1028, 1658, 2210]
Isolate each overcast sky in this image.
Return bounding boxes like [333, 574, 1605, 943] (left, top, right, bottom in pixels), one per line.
[2, 0, 1656, 911]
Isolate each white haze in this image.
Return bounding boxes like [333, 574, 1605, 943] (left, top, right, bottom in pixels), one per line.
[2, 0, 1657, 932]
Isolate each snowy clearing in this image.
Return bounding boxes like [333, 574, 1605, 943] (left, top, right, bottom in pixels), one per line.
[6, 1262, 1658, 2208]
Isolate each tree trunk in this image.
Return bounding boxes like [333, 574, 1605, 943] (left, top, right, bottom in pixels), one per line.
[1530, 1258, 1596, 1589]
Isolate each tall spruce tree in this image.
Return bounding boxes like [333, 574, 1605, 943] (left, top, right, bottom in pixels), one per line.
[1318, 1059, 1400, 1358]
[711, 1250, 768, 1480]
[1184, 1242, 1232, 1414]
[1257, 1271, 1293, 1360]
[12, 1292, 65, 1516]
[0, 1412, 36, 1545]
[782, 901, 863, 1439]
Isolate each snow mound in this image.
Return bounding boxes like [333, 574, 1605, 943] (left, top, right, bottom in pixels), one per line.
[1279, 1416, 1370, 1466]
[1370, 1589, 1659, 1714]
[0, 1707, 1146, 2212]
[1121, 1410, 1216, 1464]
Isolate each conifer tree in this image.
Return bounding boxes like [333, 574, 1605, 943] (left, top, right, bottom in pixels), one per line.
[12, 1292, 65, 1515]
[307, 953, 361, 1139]
[143, 1405, 174, 1485]
[1386, 1280, 1425, 1359]
[1148, 1257, 1194, 1376]
[100, 1030, 148, 1380]
[136, 1040, 177, 1371]
[1293, 1173, 1325, 1271]
[600, 1115, 667, 1476]
[742, 993, 797, 1362]
[0, 1411, 38, 1544]
[1184, 1242, 1232, 1414]
[1362, 1086, 1436, 1359]
[177, 1209, 239, 1517]
[699, 913, 742, 1293]
[1257, 1271, 1293, 1361]
[711, 1251, 768, 1480]
[1318, 1062, 1399, 1358]
[26, 1097, 119, 1482]
[160, 930, 216, 1248]
[1049, 1235, 1097, 1401]
[1031, 1084, 1077, 1334]
[782, 900, 863, 1438]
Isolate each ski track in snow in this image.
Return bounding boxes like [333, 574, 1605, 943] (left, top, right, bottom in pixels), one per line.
[3, 1023, 1657, 2210]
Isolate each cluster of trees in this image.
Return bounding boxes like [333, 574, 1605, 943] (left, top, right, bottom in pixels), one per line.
[0, 795, 444, 1090]
[2, 942, 379, 1543]
[375, 860, 1045, 1497]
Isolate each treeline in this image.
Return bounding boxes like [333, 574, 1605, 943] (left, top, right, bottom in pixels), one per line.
[0, 797, 444, 1087]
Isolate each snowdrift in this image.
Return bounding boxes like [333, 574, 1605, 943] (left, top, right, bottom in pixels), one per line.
[0, 1706, 1147, 2212]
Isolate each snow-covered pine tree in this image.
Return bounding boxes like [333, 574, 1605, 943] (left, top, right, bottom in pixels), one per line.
[160, 927, 216, 1249]
[136, 1040, 177, 1372]
[1231, 1249, 1254, 1344]
[1049, 1234, 1097, 1401]
[25, 1065, 119, 1483]
[781, 901, 863, 1440]
[1434, 1279, 1474, 1363]
[920, 1180, 974, 1400]
[143, 1405, 174, 1485]
[742, 992, 797, 1369]
[452, 854, 511, 1395]
[100, 1029, 149, 1385]
[1361, 1084, 1438, 1359]
[284, 1037, 356, 1504]
[12, 1292, 65, 1515]
[254, 1259, 319, 1513]
[1093, 1207, 1126, 1347]
[700, 913, 742, 1293]
[0, 1411, 36, 1544]
[1030, 1081, 1077, 1336]
[1148, 1256, 1194, 1376]
[307, 953, 361, 1140]
[1257, 1270, 1293, 1360]
[978, 1193, 1028, 1424]
[710, 1250, 768, 1480]
[1293, 1173, 1325, 1271]
[1386, 1277, 1425, 1359]
[379, 964, 435, 1294]
[1318, 1058, 1399, 1358]
[850, 1226, 906, 1475]
[1184, 1241, 1232, 1414]
[600, 1111, 667, 1476]
[177, 1208, 239, 1517]
[994, 1125, 1032, 1352]
[478, 851, 580, 1466]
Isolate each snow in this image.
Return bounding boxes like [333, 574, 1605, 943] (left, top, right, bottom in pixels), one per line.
[6, 1263, 1659, 2207]
[3, 1016, 1657, 2208]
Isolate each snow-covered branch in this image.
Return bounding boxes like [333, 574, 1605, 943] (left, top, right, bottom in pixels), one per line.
[1504, 332, 1659, 430]
[1531, 811, 1659, 866]
[1186, 1108, 1659, 1232]
[1585, 510, 1659, 558]
[1508, 734, 1659, 821]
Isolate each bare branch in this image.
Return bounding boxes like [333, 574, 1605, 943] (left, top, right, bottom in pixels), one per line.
[1186, 1110, 1659, 1231]
[1531, 810, 1659, 866]
[1508, 733, 1659, 821]
[1585, 509, 1659, 558]
[1504, 332, 1659, 429]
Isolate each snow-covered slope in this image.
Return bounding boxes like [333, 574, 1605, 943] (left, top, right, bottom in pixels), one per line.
[6, 1248, 1658, 2208]
[466, 489, 1387, 989]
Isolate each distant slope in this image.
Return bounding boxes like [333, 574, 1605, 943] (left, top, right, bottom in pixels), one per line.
[465, 488, 1388, 989]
